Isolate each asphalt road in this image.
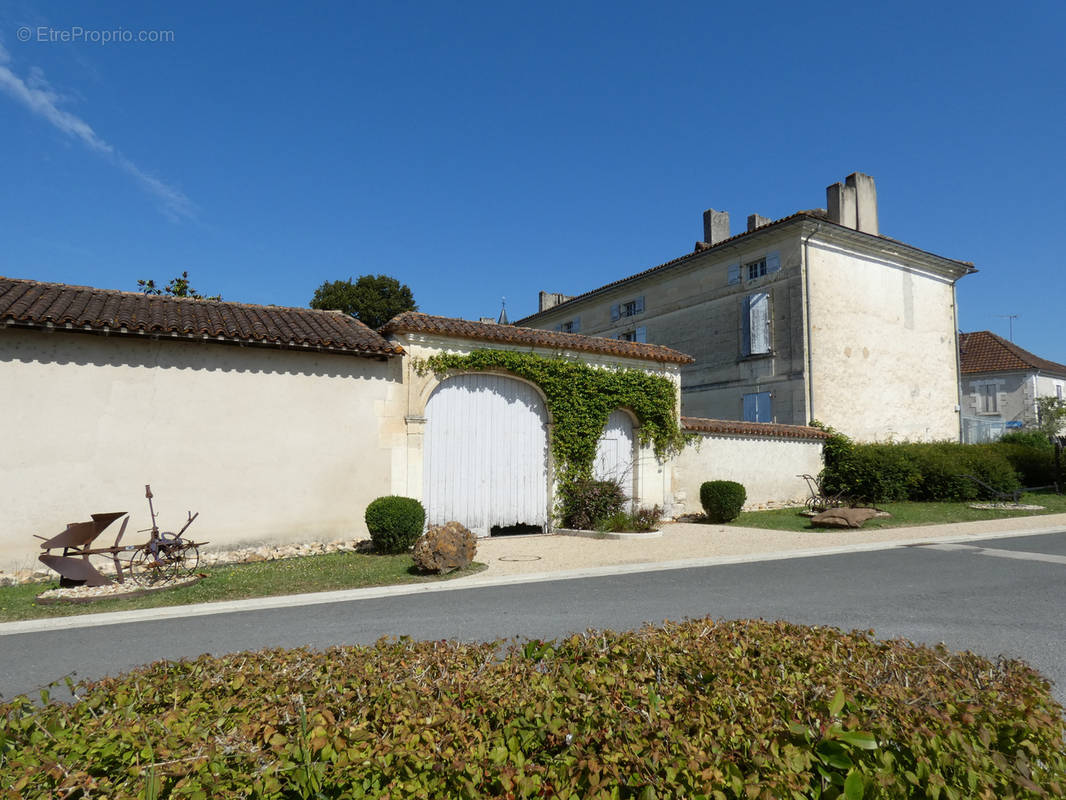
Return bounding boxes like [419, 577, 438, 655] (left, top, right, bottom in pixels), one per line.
[3, 531, 1065, 703]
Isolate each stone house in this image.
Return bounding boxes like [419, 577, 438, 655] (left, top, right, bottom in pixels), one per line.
[517, 173, 976, 443]
[958, 330, 1066, 442]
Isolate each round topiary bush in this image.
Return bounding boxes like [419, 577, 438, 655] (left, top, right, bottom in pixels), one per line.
[700, 480, 747, 523]
[364, 496, 425, 554]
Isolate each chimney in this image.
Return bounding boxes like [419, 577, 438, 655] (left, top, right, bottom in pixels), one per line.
[848, 172, 879, 235]
[747, 214, 771, 232]
[826, 172, 878, 234]
[702, 209, 730, 245]
[538, 291, 573, 312]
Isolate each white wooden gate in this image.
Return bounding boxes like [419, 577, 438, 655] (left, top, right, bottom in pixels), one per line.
[423, 373, 549, 536]
[594, 409, 635, 501]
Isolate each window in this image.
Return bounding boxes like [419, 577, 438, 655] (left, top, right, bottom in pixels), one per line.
[618, 327, 647, 343]
[981, 384, 998, 414]
[743, 391, 772, 423]
[555, 318, 580, 334]
[730, 252, 780, 285]
[1058, 384, 1063, 401]
[611, 296, 645, 320]
[741, 292, 771, 356]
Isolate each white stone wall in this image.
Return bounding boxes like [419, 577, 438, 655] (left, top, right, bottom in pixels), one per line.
[805, 238, 961, 442]
[0, 329, 405, 573]
[671, 433, 824, 512]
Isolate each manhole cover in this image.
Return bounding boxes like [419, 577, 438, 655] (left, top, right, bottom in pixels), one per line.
[498, 555, 542, 562]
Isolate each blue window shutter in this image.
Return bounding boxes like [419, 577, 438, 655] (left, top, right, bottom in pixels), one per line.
[740, 296, 752, 357]
[611, 304, 620, 321]
[636, 326, 647, 343]
[554, 323, 562, 332]
[743, 393, 757, 421]
[728, 263, 740, 285]
[573, 317, 581, 333]
[766, 252, 781, 273]
[756, 391, 772, 423]
[635, 296, 645, 313]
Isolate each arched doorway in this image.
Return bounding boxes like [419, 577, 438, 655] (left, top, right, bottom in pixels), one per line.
[423, 373, 549, 536]
[594, 409, 636, 502]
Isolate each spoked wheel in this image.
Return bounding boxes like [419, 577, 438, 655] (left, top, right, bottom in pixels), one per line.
[130, 547, 173, 586]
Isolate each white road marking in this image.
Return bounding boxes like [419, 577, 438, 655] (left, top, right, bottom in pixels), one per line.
[921, 543, 1066, 565]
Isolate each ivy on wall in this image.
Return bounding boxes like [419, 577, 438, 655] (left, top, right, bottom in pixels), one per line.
[417, 350, 689, 479]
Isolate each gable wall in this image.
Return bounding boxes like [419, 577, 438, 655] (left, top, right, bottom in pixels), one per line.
[805, 238, 960, 442]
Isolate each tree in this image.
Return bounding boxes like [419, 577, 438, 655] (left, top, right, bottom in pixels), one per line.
[137, 271, 220, 300]
[1034, 396, 1066, 439]
[310, 275, 417, 329]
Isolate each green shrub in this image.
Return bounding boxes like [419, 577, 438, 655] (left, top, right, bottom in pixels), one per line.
[3, 619, 1064, 798]
[999, 430, 1053, 450]
[557, 478, 627, 529]
[700, 480, 747, 522]
[595, 505, 662, 533]
[364, 495, 425, 553]
[994, 442, 1056, 487]
[821, 440, 1022, 503]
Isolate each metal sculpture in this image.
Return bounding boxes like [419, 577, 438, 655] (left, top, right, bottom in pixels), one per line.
[36, 485, 206, 588]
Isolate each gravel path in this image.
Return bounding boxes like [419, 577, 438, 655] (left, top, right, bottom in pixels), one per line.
[475, 513, 1066, 577]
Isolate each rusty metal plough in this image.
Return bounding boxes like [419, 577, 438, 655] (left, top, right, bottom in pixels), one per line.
[37, 485, 207, 588]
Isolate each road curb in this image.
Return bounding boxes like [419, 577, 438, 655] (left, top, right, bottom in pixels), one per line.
[2, 524, 1063, 636]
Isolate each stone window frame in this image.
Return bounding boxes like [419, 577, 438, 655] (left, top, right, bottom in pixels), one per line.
[973, 380, 1002, 415]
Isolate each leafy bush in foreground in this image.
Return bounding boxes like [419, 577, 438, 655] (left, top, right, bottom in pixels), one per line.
[700, 480, 747, 522]
[5, 618, 1062, 798]
[364, 495, 425, 553]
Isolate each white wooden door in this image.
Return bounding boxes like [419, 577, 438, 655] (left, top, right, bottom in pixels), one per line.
[424, 374, 549, 536]
[594, 409, 635, 501]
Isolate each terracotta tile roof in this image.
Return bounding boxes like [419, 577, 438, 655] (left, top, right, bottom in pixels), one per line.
[681, 416, 831, 440]
[0, 276, 403, 358]
[381, 311, 695, 364]
[515, 211, 975, 325]
[959, 331, 1066, 377]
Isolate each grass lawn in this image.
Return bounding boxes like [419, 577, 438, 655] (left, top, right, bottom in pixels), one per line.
[728, 490, 1066, 533]
[0, 550, 486, 622]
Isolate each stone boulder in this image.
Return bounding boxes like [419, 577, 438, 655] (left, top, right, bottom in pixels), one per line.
[810, 507, 888, 529]
[412, 521, 477, 574]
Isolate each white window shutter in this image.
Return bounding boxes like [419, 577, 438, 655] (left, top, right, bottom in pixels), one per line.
[636, 326, 647, 343]
[611, 304, 620, 321]
[728, 264, 740, 285]
[766, 252, 781, 273]
[635, 296, 645, 313]
[749, 292, 770, 354]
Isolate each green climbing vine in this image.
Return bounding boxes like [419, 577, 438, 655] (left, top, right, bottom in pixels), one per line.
[416, 350, 689, 480]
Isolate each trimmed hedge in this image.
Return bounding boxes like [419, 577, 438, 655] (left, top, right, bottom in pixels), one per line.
[820, 432, 1030, 503]
[700, 480, 747, 522]
[3, 619, 1064, 798]
[364, 495, 425, 553]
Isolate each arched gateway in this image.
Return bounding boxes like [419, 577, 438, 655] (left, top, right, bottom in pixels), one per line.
[423, 373, 549, 536]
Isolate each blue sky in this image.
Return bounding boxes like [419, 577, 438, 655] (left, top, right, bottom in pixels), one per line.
[2, 1, 1064, 362]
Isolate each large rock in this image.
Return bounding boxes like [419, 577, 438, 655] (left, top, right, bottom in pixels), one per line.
[412, 521, 477, 574]
[810, 507, 886, 529]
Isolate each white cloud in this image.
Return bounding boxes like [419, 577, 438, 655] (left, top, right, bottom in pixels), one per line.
[0, 40, 195, 220]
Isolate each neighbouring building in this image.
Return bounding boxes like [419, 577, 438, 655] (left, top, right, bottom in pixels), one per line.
[517, 173, 976, 442]
[958, 330, 1066, 442]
